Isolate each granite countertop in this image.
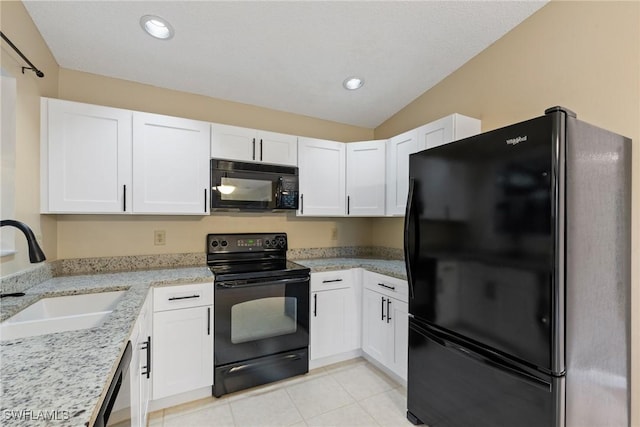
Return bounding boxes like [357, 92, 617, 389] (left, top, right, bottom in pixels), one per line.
[294, 258, 407, 280]
[0, 257, 405, 426]
[0, 267, 212, 427]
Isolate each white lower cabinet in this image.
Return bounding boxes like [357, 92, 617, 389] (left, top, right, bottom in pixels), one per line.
[111, 290, 152, 426]
[130, 291, 152, 427]
[309, 270, 361, 362]
[152, 283, 214, 400]
[361, 272, 409, 381]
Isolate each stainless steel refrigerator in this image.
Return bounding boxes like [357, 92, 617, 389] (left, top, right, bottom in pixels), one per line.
[404, 107, 631, 427]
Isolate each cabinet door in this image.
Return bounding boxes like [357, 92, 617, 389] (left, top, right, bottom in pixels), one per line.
[310, 288, 349, 360]
[362, 288, 387, 364]
[152, 305, 214, 399]
[44, 98, 132, 213]
[138, 293, 152, 427]
[416, 113, 481, 151]
[210, 123, 257, 162]
[133, 112, 210, 214]
[297, 137, 346, 216]
[257, 131, 298, 166]
[416, 116, 455, 151]
[388, 298, 409, 381]
[346, 140, 386, 216]
[386, 129, 418, 216]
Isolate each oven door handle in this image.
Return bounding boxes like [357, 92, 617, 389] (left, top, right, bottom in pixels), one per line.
[216, 277, 308, 288]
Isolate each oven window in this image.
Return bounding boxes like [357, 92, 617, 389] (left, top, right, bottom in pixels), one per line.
[218, 177, 272, 202]
[231, 297, 297, 344]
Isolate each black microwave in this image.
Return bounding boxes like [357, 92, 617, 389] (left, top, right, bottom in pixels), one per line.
[210, 159, 299, 211]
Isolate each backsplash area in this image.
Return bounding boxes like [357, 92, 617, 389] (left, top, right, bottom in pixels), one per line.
[0, 246, 403, 293]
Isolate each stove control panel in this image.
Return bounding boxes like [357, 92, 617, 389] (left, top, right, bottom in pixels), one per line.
[207, 233, 287, 253]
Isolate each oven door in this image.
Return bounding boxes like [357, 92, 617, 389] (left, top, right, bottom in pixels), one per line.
[214, 275, 310, 366]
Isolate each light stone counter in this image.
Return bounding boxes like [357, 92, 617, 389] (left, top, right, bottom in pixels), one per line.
[0, 253, 405, 426]
[0, 267, 212, 427]
[293, 258, 407, 280]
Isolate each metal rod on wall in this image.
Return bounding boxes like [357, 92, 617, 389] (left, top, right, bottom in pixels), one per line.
[0, 31, 45, 78]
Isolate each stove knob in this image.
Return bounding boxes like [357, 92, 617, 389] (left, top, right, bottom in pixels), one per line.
[278, 240, 286, 248]
[211, 240, 219, 248]
[265, 239, 271, 247]
[221, 240, 228, 247]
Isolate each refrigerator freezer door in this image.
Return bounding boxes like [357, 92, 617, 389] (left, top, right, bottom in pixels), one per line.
[407, 319, 562, 427]
[406, 115, 559, 372]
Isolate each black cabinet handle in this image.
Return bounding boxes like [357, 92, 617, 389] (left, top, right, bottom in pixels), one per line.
[204, 189, 207, 213]
[313, 293, 317, 317]
[322, 279, 343, 283]
[207, 307, 211, 335]
[123, 185, 127, 212]
[387, 299, 392, 323]
[301, 194, 304, 214]
[381, 296, 386, 321]
[260, 139, 263, 161]
[168, 294, 200, 301]
[377, 283, 396, 291]
[141, 336, 151, 378]
[347, 196, 350, 215]
[252, 138, 256, 160]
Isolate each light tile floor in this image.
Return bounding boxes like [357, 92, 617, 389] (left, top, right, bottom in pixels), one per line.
[148, 358, 413, 427]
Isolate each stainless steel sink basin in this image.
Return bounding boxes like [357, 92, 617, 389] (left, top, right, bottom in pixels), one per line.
[0, 291, 126, 340]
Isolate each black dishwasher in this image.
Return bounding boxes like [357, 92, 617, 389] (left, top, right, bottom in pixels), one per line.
[95, 341, 132, 427]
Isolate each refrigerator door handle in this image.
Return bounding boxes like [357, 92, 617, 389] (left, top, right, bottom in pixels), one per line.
[404, 178, 417, 299]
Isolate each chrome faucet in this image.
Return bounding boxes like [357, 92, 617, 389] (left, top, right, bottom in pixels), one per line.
[1, 220, 46, 263]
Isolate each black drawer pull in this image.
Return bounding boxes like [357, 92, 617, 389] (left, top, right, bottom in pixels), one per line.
[322, 279, 343, 283]
[168, 294, 200, 301]
[377, 283, 396, 291]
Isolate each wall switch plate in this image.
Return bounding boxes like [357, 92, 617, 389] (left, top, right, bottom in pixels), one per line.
[154, 230, 166, 246]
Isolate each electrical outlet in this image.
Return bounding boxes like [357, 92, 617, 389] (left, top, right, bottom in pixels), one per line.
[154, 230, 166, 246]
[330, 226, 338, 241]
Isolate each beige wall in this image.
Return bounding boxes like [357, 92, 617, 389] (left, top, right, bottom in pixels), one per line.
[57, 68, 373, 143]
[372, 1, 640, 424]
[1, 0, 59, 276]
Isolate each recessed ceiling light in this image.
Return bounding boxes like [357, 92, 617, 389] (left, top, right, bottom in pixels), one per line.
[343, 77, 364, 90]
[140, 15, 174, 40]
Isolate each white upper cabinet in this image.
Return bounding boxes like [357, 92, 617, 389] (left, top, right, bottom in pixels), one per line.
[259, 130, 298, 166]
[42, 98, 211, 215]
[132, 112, 210, 215]
[41, 98, 132, 213]
[297, 137, 346, 216]
[385, 129, 418, 216]
[346, 140, 386, 216]
[211, 123, 297, 166]
[416, 113, 481, 151]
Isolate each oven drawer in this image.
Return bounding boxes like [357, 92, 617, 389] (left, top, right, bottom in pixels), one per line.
[310, 270, 354, 292]
[154, 282, 214, 312]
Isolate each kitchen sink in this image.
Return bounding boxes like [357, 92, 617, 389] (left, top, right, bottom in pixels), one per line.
[0, 291, 126, 341]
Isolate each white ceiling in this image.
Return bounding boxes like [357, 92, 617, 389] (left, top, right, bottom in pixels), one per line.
[23, 1, 547, 128]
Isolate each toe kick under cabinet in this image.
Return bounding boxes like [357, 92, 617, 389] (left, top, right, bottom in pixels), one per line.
[152, 283, 214, 400]
[362, 271, 409, 382]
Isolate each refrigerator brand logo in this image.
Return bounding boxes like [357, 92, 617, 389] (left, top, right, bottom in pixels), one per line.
[506, 136, 527, 145]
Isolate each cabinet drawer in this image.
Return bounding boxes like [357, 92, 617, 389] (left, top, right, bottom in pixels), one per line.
[153, 282, 213, 311]
[363, 271, 408, 302]
[310, 270, 354, 291]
